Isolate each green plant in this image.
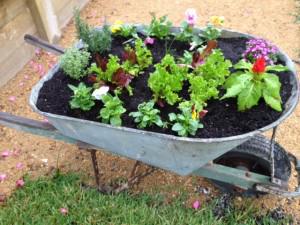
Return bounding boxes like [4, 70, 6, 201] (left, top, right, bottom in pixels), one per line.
[59, 47, 90, 80]
[221, 58, 288, 111]
[119, 24, 138, 38]
[148, 54, 188, 105]
[201, 24, 221, 41]
[178, 50, 193, 64]
[129, 101, 164, 128]
[194, 49, 232, 85]
[174, 21, 193, 42]
[135, 38, 153, 70]
[89, 55, 121, 82]
[99, 91, 126, 126]
[68, 83, 95, 111]
[74, 9, 111, 54]
[169, 102, 203, 137]
[146, 13, 172, 39]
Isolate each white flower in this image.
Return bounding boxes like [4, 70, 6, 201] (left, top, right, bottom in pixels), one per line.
[92, 86, 109, 100]
[185, 8, 198, 26]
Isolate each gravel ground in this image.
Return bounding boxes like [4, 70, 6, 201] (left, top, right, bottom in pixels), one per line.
[1, 0, 300, 220]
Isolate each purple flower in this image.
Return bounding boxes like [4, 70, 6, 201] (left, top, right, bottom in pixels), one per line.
[185, 8, 197, 26]
[1, 150, 11, 158]
[144, 37, 155, 45]
[16, 162, 24, 169]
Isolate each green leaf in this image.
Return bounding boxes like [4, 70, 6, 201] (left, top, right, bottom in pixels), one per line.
[172, 123, 184, 131]
[265, 64, 289, 72]
[237, 81, 262, 111]
[262, 73, 281, 95]
[221, 73, 252, 99]
[234, 59, 252, 71]
[168, 113, 177, 121]
[263, 90, 282, 112]
[110, 117, 122, 126]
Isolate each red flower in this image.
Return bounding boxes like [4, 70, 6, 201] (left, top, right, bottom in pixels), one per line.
[252, 58, 266, 74]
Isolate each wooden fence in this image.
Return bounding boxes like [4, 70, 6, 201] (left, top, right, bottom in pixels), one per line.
[0, 0, 89, 87]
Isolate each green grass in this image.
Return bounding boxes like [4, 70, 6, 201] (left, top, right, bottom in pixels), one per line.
[0, 173, 292, 225]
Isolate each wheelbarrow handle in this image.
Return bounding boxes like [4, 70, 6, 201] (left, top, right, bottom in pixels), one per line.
[24, 34, 65, 55]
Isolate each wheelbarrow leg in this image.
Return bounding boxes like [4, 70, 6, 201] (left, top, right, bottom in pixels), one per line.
[90, 149, 101, 188]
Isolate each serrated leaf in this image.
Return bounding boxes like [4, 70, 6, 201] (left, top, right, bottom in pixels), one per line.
[237, 81, 262, 111]
[266, 65, 289, 72]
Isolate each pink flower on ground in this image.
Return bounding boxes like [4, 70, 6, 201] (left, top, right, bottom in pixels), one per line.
[192, 200, 200, 209]
[16, 179, 25, 188]
[144, 37, 155, 45]
[185, 8, 198, 26]
[42, 118, 49, 123]
[35, 48, 42, 57]
[8, 96, 16, 102]
[1, 150, 11, 158]
[19, 82, 24, 87]
[24, 75, 29, 80]
[16, 162, 24, 169]
[0, 174, 7, 182]
[60, 208, 68, 215]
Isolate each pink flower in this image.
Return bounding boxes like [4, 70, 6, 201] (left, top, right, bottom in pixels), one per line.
[19, 82, 24, 87]
[144, 37, 155, 45]
[16, 178, 25, 188]
[35, 48, 42, 57]
[24, 75, 29, 80]
[0, 174, 7, 182]
[8, 96, 16, 102]
[60, 208, 68, 215]
[1, 150, 11, 158]
[192, 200, 200, 209]
[16, 162, 24, 169]
[185, 8, 198, 26]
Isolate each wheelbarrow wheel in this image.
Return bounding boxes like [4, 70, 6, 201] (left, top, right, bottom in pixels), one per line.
[212, 134, 291, 196]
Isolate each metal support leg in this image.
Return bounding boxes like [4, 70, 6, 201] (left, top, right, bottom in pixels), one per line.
[269, 127, 281, 185]
[90, 149, 101, 188]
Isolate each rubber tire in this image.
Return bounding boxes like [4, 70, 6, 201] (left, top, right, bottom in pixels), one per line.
[211, 134, 291, 196]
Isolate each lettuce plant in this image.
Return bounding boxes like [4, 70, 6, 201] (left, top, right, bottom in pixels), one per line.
[148, 54, 188, 105]
[221, 58, 288, 111]
[99, 91, 126, 126]
[59, 47, 90, 80]
[135, 38, 153, 70]
[169, 102, 203, 137]
[68, 83, 95, 111]
[146, 13, 172, 39]
[129, 101, 164, 128]
[119, 24, 138, 38]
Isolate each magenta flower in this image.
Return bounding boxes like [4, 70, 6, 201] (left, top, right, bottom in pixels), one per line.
[192, 200, 200, 209]
[16, 162, 24, 169]
[24, 75, 29, 80]
[60, 208, 68, 215]
[144, 37, 155, 45]
[1, 150, 11, 158]
[16, 178, 25, 188]
[185, 8, 198, 26]
[0, 174, 7, 182]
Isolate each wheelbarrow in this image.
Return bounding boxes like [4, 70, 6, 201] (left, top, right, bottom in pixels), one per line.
[1, 27, 300, 196]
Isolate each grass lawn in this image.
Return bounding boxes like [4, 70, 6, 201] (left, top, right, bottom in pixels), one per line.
[0, 173, 292, 225]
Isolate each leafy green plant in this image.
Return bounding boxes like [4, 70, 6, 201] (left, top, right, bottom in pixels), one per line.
[135, 38, 153, 70]
[178, 50, 193, 65]
[174, 21, 193, 42]
[169, 102, 203, 137]
[148, 54, 188, 105]
[129, 101, 164, 128]
[201, 24, 221, 41]
[89, 55, 121, 82]
[59, 47, 90, 80]
[221, 58, 288, 111]
[99, 91, 126, 126]
[146, 13, 172, 39]
[68, 83, 95, 111]
[119, 24, 138, 38]
[74, 9, 111, 54]
[194, 49, 232, 85]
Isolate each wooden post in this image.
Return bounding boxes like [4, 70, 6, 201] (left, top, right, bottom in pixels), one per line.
[27, 0, 61, 43]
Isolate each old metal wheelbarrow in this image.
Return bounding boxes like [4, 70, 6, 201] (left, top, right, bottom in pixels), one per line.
[1, 28, 300, 196]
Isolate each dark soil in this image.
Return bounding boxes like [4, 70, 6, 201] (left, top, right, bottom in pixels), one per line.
[36, 36, 293, 138]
